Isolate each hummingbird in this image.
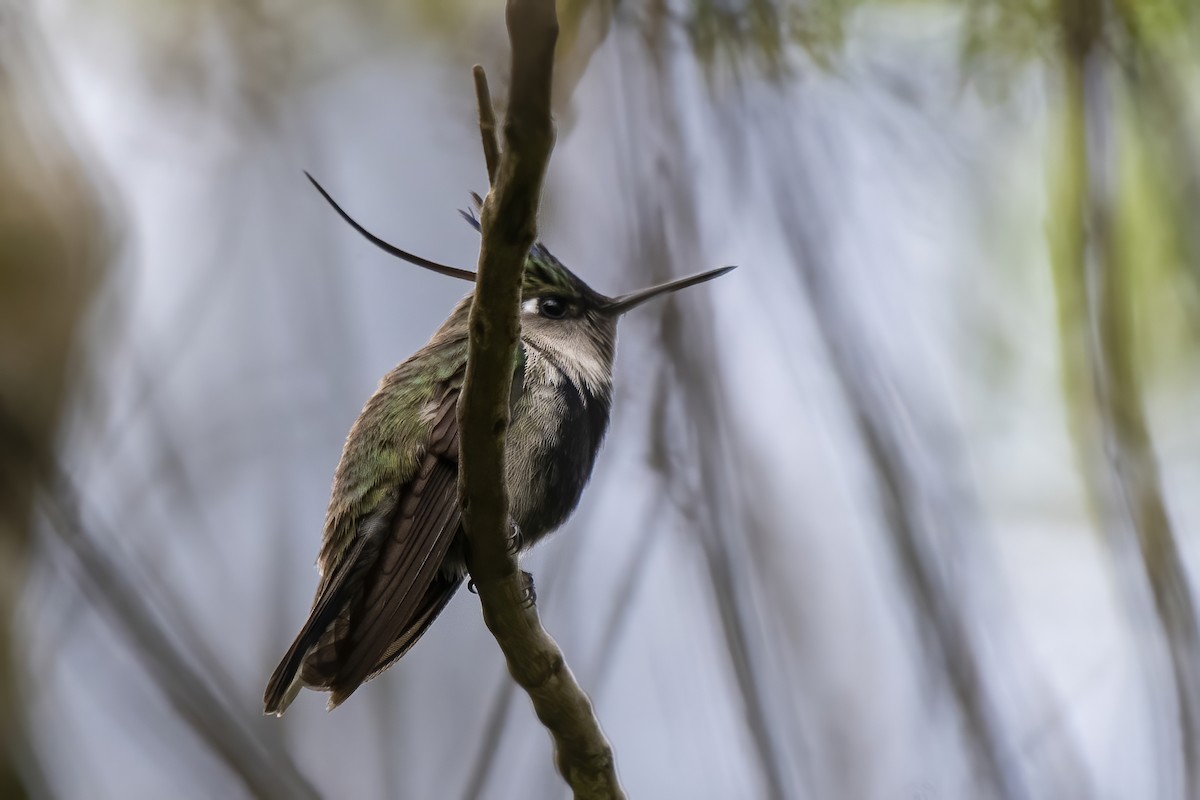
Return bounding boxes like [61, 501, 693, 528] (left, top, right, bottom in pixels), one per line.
[263, 175, 733, 715]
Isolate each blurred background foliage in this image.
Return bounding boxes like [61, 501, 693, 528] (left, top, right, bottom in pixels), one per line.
[2, 0, 1200, 797]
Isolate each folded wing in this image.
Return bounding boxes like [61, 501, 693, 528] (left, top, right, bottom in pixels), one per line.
[263, 384, 463, 714]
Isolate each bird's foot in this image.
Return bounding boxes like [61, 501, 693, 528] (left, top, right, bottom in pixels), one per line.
[519, 570, 537, 609]
[506, 524, 524, 556]
[467, 572, 535, 608]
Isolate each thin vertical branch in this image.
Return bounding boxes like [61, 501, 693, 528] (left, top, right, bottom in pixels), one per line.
[457, 3, 624, 798]
[473, 65, 501, 186]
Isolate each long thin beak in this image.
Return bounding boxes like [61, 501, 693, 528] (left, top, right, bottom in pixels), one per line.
[305, 172, 477, 282]
[601, 266, 736, 316]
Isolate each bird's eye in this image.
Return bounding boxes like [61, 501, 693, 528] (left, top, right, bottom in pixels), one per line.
[537, 297, 569, 319]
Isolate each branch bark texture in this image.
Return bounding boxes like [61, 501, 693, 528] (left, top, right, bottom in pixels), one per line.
[457, 2, 624, 798]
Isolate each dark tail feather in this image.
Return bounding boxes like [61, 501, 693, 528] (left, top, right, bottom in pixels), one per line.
[263, 595, 347, 715]
[263, 628, 316, 716]
[327, 574, 463, 709]
[263, 536, 375, 715]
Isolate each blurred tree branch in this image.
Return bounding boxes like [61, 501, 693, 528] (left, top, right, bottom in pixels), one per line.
[0, 10, 116, 796]
[0, 9, 318, 798]
[1051, 0, 1200, 793]
[458, 3, 624, 798]
[768, 178, 1027, 800]
[623, 17, 800, 795]
[0, 413, 321, 800]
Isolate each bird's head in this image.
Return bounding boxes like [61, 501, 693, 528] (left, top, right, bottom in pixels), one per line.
[304, 174, 734, 369]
